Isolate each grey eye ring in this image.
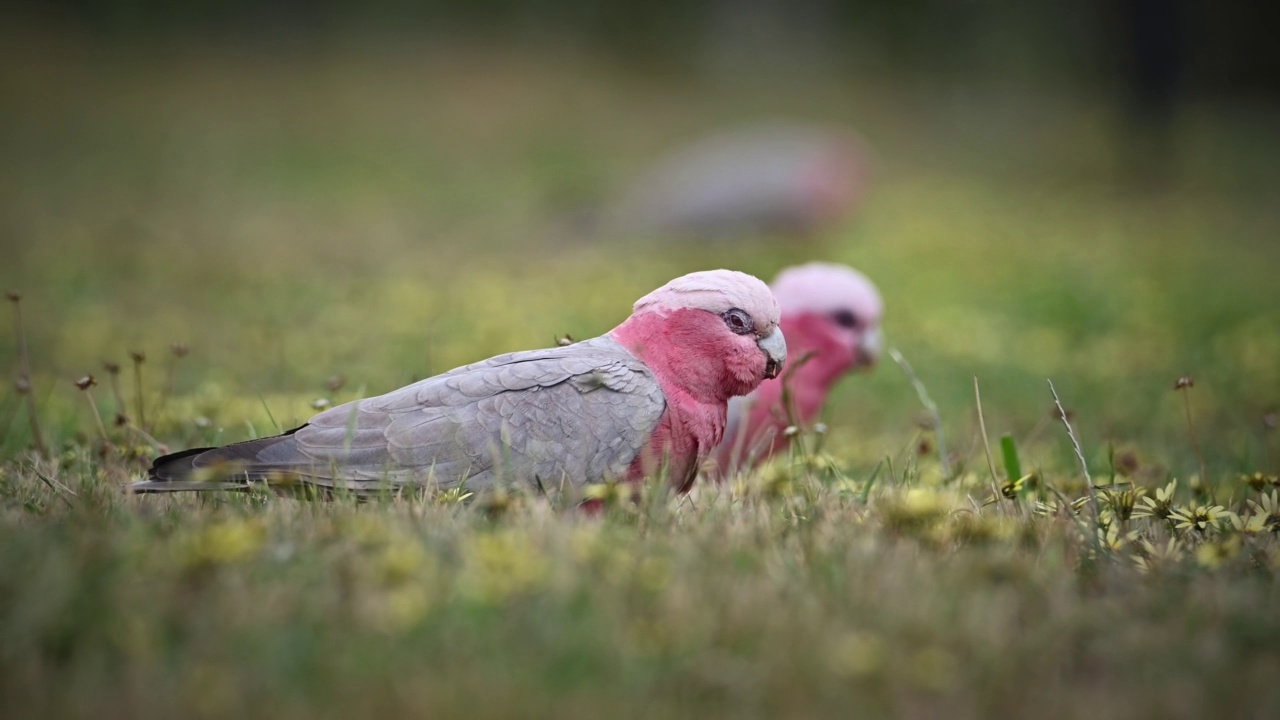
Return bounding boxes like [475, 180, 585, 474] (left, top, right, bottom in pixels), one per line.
[721, 308, 755, 335]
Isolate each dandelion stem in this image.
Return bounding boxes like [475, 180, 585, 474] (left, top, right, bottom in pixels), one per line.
[159, 343, 189, 426]
[1264, 433, 1274, 475]
[889, 348, 949, 479]
[973, 376, 1001, 503]
[130, 351, 147, 431]
[82, 389, 110, 446]
[1181, 390, 1208, 485]
[1047, 379, 1102, 541]
[0, 389, 18, 447]
[103, 362, 127, 426]
[160, 360, 177, 422]
[1262, 411, 1278, 473]
[779, 350, 816, 469]
[9, 292, 48, 459]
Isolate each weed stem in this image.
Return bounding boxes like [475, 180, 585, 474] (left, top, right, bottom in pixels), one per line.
[889, 348, 949, 479]
[130, 351, 147, 431]
[77, 377, 111, 446]
[973, 376, 1001, 502]
[8, 292, 48, 459]
[1047, 379, 1102, 542]
[1181, 390, 1208, 485]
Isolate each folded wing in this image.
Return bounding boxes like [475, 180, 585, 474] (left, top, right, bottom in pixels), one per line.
[137, 336, 666, 495]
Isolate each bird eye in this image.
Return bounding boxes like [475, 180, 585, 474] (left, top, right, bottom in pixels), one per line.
[721, 308, 754, 335]
[832, 310, 859, 329]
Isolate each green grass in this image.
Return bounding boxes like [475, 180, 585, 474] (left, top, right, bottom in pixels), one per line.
[2, 32, 1280, 719]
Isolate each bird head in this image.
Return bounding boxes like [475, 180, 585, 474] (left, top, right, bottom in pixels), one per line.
[770, 263, 883, 381]
[616, 269, 786, 401]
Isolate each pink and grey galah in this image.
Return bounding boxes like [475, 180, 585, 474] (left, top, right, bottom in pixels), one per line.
[134, 269, 786, 497]
[604, 123, 869, 240]
[710, 263, 883, 478]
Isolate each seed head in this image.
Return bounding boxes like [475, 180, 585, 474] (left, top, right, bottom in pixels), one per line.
[74, 375, 97, 390]
[1242, 472, 1279, 491]
[557, 334, 575, 347]
[170, 342, 189, 358]
[129, 350, 146, 364]
[103, 361, 121, 375]
[1264, 411, 1277, 431]
[1050, 405, 1075, 422]
[325, 374, 346, 392]
[1115, 450, 1140, 477]
[5, 290, 20, 302]
[1174, 375, 1194, 390]
[14, 377, 30, 394]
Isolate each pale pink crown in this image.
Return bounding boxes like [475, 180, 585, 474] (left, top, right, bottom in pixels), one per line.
[633, 269, 780, 331]
[770, 263, 883, 322]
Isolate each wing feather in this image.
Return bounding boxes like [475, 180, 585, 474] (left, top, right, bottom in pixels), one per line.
[140, 336, 666, 495]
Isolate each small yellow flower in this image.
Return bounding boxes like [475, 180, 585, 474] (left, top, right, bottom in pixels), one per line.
[458, 529, 550, 604]
[1032, 499, 1062, 517]
[1099, 485, 1146, 523]
[377, 540, 431, 586]
[828, 632, 886, 678]
[1235, 490, 1280, 534]
[945, 514, 1021, 545]
[1132, 536, 1183, 573]
[584, 480, 638, 506]
[340, 514, 390, 546]
[1187, 474, 1212, 502]
[883, 488, 952, 531]
[1230, 512, 1268, 534]
[754, 461, 798, 498]
[376, 586, 431, 632]
[1169, 504, 1232, 532]
[435, 486, 474, 505]
[1097, 523, 1138, 553]
[1241, 472, 1280, 492]
[180, 518, 266, 566]
[1133, 479, 1177, 521]
[1195, 536, 1242, 569]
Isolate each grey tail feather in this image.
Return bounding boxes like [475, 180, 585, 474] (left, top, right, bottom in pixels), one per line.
[131, 479, 251, 494]
[134, 426, 307, 494]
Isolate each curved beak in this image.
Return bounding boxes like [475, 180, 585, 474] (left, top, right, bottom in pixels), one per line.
[757, 327, 787, 379]
[857, 327, 883, 368]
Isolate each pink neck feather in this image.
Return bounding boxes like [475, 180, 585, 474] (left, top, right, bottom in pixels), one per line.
[610, 309, 745, 489]
[739, 312, 858, 460]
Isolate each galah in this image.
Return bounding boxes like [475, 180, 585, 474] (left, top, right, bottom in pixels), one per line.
[710, 263, 882, 478]
[133, 270, 786, 497]
[604, 123, 869, 240]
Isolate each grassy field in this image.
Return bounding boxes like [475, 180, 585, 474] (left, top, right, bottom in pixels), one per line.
[2, 32, 1280, 719]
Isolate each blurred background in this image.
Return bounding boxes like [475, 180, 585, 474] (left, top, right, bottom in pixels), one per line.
[1, 1, 1277, 475]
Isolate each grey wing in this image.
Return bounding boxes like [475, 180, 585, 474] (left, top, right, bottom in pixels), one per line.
[251, 336, 666, 493]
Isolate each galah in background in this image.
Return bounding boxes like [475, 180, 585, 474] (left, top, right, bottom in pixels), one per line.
[134, 270, 786, 497]
[604, 123, 869, 240]
[710, 263, 882, 478]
